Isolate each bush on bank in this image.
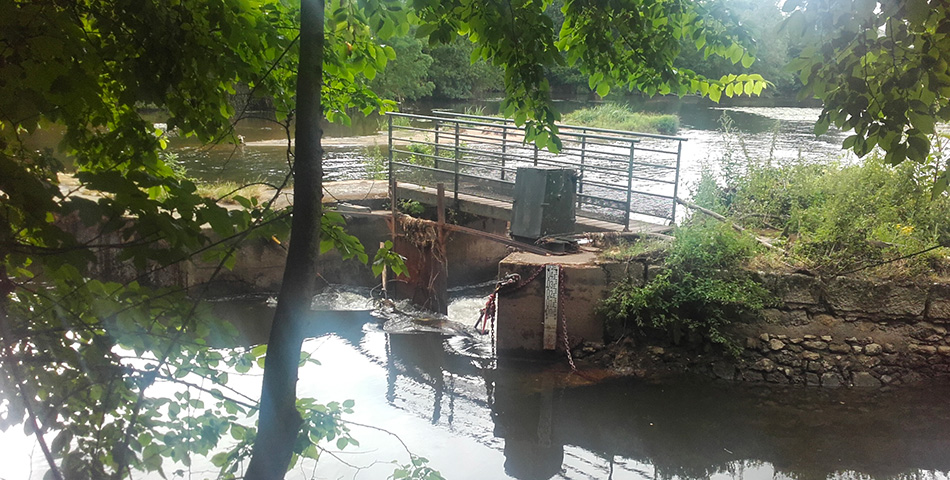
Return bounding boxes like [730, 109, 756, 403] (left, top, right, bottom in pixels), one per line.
[601, 139, 950, 353]
[599, 220, 773, 355]
[695, 147, 950, 278]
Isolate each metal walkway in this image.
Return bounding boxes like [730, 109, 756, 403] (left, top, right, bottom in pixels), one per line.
[386, 111, 685, 233]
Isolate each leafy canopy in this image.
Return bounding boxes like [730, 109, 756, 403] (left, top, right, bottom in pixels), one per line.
[784, 0, 950, 192]
[0, 0, 408, 477]
[412, 0, 768, 150]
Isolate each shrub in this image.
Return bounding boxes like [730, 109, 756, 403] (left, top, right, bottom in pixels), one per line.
[599, 221, 773, 355]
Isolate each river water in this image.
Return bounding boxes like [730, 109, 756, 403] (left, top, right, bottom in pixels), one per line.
[3, 287, 950, 480]
[170, 98, 852, 196]
[241, 289, 950, 480]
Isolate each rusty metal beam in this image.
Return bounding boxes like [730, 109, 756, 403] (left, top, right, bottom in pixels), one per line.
[334, 209, 556, 256]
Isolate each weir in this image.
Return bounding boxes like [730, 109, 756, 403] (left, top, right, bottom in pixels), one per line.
[385, 111, 686, 232]
[384, 111, 685, 354]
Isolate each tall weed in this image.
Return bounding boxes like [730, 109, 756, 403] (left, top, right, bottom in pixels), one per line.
[696, 121, 950, 277]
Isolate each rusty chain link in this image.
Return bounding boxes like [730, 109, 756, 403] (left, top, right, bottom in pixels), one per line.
[484, 265, 576, 371]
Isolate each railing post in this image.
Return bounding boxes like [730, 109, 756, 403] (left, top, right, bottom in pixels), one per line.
[434, 120, 441, 170]
[454, 122, 460, 205]
[578, 129, 587, 207]
[624, 140, 635, 232]
[501, 126, 508, 181]
[671, 139, 683, 225]
[388, 114, 396, 217]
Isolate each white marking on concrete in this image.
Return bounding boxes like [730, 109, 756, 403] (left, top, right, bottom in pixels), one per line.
[543, 264, 560, 350]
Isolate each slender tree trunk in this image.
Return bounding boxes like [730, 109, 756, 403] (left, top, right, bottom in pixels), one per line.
[244, 0, 324, 478]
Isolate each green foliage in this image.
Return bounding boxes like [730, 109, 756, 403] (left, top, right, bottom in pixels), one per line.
[696, 119, 950, 277]
[599, 221, 772, 354]
[674, 0, 799, 94]
[0, 0, 775, 477]
[370, 34, 436, 102]
[0, 1, 411, 477]
[1, 276, 270, 478]
[211, 396, 360, 478]
[390, 455, 445, 480]
[322, 210, 409, 276]
[321, 211, 370, 264]
[363, 145, 390, 180]
[195, 181, 274, 206]
[374, 240, 408, 277]
[414, 0, 765, 151]
[424, 38, 504, 100]
[563, 104, 680, 135]
[784, 0, 950, 190]
[599, 238, 670, 262]
[397, 199, 426, 216]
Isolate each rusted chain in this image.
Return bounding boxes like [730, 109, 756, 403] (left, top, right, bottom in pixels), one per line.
[476, 272, 525, 334]
[559, 267, 576, 371]
[481, 265, 576, 371]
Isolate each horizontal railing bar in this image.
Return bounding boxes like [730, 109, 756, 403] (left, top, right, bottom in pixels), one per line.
[393, 112, 644, 145]
[391, 161, 454, 174]
[631, 210, 673, 219]
[423, 110, 689, 142]
[390, 124, 441, 135]
[569, 151, 678, 170]
[629, 189, 675, 200]
[578, 195, 626, 210]
[630, 146, 681, 156]
[455, 171, 516, 185]
[575, 180, 630, 193]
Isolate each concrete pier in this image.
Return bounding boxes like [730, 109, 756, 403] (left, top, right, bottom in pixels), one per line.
[495, 251, 625, 353]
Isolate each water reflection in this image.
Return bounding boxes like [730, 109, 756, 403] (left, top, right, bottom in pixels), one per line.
[7, 291, 939, 479]
[492, 373, 950, 480]
[236, 288, 950, 480]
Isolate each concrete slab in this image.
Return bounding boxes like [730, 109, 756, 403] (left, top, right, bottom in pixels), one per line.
[395, 182, 670, 235]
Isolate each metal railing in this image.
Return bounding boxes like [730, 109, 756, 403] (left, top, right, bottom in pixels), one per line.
[386, 111, 685, 229]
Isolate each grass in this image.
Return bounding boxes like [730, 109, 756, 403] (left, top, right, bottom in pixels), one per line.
[600, 238, 670, 261]
[563, 103, 680, 135]
[196, 180, 274, 205]
[691, 121, 950, 279]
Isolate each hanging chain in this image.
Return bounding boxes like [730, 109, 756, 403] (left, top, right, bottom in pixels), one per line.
[480, 264, 575, 371]
[558, 267, 576, 371]
[516, 265, 546, 289]
[476, 267, 544, 334]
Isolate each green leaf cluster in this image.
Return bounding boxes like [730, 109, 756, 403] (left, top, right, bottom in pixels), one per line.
[413, 0, 765, 152]
[0, 275, 274, 478]
[0, 1, 406, 477]
[391, 455, 445, 480]
[784, 0, 950, 190]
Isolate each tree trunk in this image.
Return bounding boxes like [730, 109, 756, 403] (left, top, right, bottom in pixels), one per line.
[244, 0, 324, 478]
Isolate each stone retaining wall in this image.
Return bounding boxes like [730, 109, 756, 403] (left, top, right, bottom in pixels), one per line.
[727, 273, 950, 387]
[608, 257, 950, 388]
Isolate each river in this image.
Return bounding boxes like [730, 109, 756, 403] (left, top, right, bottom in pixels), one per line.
[3, 286, 949, 480]
[169, 97, 852, 196]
